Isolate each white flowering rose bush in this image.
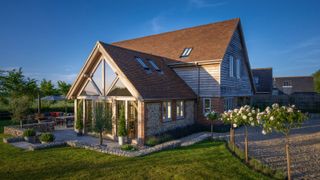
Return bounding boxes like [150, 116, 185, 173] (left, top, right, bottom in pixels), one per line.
[259, 103, 307, 180]
[205, 111, 219, 121]
[259, 104, 307, 136]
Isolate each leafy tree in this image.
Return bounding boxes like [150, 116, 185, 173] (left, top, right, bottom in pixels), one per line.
[205, 111, 219, 139]
[94, 102, 110, 145]
[260, 104, 307, 180]
[40, 79, 57, 96]
[313, 69, 320, 93]
[57, 81, 71, 96]
[9, 96, 31, 127]
[57, 81, 71, 112]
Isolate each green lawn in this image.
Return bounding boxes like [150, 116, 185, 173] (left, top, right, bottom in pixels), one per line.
[0, 120, 269, 180]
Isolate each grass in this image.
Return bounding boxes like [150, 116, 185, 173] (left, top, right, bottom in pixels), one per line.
[0, 120, 269, 179]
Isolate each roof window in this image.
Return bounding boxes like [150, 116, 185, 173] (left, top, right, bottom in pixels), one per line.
[135, 57, 150, 70]
[180, 48, 192, 58]
[148, 59, 161, 72]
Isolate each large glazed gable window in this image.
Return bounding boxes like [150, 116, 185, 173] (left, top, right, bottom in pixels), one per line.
[104, 60, 117, 94]
[162, 101, 172, 122]
[229, 56, 234, 77]
[92, 61, 103, 93]
[80, 81, 101, 96]
[107, 78, 132, 96]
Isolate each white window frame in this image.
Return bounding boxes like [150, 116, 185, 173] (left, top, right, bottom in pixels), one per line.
[176, 100, 184, 119]
[229, 56, 234, 77]
[162, 101, 172, 122]
[203, 98, 211, 114]
[236, 58, 241, 79]
[148, 59, 161, 72]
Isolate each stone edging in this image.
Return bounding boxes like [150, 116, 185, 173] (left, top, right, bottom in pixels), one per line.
[29, 142, 66, 151]
[3, 137, 24, 143]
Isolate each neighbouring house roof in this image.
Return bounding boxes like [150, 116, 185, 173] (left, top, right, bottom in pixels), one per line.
[252, 68, 273, 94]
[112, 18, 240, 63]
[67, 42, 197, 100]
[273, 76, 315, 94]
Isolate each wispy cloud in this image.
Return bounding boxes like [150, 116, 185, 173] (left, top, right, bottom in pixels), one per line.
[150, 15, 163, 33]
[188, 0, 227, 8]
[277, 36, 320, 54]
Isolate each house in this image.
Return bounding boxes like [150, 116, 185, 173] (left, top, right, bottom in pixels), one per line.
[252, 68, 273, 94]
[273, 76, 315, 95]
[67, 18, 255, 144]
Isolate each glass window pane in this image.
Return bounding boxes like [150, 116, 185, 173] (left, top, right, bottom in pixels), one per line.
[167, 102, 171, 119]
[107, 78, 132, 96]
[80, 81, 100, 96]
[92, 61, 103, 93]
[105, 60, 117, 94]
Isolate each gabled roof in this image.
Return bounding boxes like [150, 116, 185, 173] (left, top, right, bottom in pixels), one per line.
[273, 76, 315, 93]
[112, 18, 240, 63]
[67, 42, 196, 100]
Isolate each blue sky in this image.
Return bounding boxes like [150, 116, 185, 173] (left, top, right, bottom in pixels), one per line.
[0, 0, 319, 84]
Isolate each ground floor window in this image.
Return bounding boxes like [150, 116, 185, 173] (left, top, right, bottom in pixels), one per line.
[162, 101, 172, 122]
[176, 100, 184, 119]
[224, 98, 234, 111]
[203, 98, 211, 114]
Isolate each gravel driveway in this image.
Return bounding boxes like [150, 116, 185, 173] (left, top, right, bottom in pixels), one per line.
[234, 117, 320, 179]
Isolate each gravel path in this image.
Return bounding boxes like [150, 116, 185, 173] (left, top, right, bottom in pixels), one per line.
[234, 118, 320, 180]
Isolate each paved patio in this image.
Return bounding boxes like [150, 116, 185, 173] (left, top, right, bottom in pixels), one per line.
[235, 117, 320, 179]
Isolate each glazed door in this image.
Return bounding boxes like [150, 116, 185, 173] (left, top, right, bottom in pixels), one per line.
[127, 101, 138, 139]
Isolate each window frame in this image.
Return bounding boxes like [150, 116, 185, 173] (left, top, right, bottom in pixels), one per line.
[229, 56, 234, 77]
[180, 48, 193, 58]
[176, 100, 184, 119]
[203, 98, 211, 115]
[148, 59, 161, 72]
[135, 57, 150, 70]
[162, 101, 172, 122]
[236, 58, 241, 79]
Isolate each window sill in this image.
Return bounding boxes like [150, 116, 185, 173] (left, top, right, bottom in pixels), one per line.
[176, 117, 184, 120]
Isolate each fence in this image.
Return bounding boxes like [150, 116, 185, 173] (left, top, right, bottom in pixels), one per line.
[252, 93, 320, 113]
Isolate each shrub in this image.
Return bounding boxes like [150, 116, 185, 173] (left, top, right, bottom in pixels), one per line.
[39, 133, 55, 142]
[249, 159, 263, 171]
[274, 170, 286, 180]
[23, 129, 36, 137]
[120, 144, 137, 151]
[117, 108, 127, 137]
[158, 134, 173, 143]
[145, 136, 159, 146]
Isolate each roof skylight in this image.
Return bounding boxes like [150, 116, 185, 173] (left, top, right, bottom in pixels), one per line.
[180, 48, 192, 58]
[148, 60, 161, 72]
[135, 57, 150, 70]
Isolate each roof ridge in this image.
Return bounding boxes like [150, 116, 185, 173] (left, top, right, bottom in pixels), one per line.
[112, 18, 240, 44]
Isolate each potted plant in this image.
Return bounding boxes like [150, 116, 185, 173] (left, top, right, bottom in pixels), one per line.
[23, 129, 36, 143]
[39, 133, 55, 144]
[117, 108, 127, 145]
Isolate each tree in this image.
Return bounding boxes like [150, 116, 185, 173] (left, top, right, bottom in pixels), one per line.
[235, 105, 259, 163]
[9, 96, 31, 128]
[57, 81, 71, 96]
[221, 110, 238, 151]
[313, 69, 320, 93]
[222, 105, 259, 163]
[205, 111, 219, 139]
[260, 104, 307, 180]
[94, 102, 110, 145]
[57, 81, 71, 112]
[40, 79, 56, 96]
